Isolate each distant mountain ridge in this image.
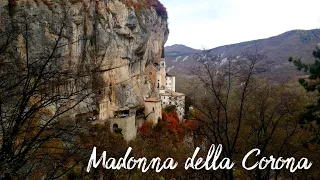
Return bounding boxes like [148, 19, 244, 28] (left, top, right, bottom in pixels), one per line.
[165, 44, 201, 56]
[165, 29, 320, 82]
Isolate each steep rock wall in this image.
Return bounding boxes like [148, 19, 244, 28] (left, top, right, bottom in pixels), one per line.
[0, 0, 169, 116]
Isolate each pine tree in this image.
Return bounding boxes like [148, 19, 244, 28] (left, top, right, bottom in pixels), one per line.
[289, 45, 320, 124]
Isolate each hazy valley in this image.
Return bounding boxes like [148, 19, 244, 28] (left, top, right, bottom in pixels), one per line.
[165, 29, 320, 92]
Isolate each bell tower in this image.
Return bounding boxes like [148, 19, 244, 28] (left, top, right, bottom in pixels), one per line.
[159, 48, 166, 89]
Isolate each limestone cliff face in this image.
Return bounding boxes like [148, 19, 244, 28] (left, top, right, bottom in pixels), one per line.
[0, 0, 169, 116]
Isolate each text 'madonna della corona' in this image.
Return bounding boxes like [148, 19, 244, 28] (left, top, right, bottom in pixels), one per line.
[86, 144, 312, 173]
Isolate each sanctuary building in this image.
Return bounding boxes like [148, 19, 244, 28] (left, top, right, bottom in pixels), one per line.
[145, 53, 185, 121]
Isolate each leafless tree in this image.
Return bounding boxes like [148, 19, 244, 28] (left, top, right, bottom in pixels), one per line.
[187, 48, 270, 178]
[186, 45, 313, 179]
[0, 11, 96, 179]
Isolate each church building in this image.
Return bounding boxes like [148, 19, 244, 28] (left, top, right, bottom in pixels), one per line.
[145, 50, 185, 121]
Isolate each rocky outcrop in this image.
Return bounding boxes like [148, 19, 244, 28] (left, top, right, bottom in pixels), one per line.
[0, 0, 169, 116]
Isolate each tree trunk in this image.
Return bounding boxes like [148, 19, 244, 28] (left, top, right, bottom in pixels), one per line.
[227, 169, 234, 180]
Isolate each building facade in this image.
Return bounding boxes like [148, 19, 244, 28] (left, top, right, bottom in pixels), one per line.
[159, 91, 185, 120]
[165, 75, 175, 92]
[145, 56, 185, 122]
[144, 97, 162, 124]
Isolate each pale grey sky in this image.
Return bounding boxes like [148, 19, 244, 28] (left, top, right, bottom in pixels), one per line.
[161, 0, 320, 49]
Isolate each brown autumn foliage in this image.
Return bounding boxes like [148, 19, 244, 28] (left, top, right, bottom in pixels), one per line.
[125, 0, 168, 19]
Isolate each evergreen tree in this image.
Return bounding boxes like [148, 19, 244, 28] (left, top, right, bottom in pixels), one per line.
[289, 45, 320, 124]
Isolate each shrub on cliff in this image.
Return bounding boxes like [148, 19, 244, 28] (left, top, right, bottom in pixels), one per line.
[125, 0, 168, 20]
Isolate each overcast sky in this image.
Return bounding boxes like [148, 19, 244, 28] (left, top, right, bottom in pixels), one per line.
[161, 0, 320, 49]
